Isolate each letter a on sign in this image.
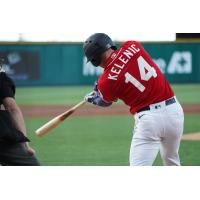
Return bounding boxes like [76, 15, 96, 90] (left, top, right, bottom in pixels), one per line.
[167, 51, 192, 74]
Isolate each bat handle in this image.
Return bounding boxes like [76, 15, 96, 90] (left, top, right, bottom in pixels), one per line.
[71, 100, 86, 110]
[60, 100, 86, 121]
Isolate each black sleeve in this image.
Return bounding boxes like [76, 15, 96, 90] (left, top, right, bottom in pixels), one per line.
[0, 72, 16, 100]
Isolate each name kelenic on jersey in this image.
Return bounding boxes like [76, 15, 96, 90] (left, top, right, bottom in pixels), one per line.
[108, 44, 140, 81]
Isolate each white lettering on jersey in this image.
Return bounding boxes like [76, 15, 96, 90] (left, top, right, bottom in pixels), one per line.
[118, 55, 129, 64]
[111, 67, 121, 75]
[108, 73, 118, 80]
[108, 43, 141, 81]
[123, 49, 134, 59]
[113, 63, 125, 69]
[129, 44, 140, 53]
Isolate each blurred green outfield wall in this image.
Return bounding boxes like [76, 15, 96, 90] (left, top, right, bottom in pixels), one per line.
[0, 41, 199, 86]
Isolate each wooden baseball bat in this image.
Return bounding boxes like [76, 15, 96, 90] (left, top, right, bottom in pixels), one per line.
[35, 100, 86, 137]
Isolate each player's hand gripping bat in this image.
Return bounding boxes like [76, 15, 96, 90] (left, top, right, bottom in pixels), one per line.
[35, 100, 86, 137]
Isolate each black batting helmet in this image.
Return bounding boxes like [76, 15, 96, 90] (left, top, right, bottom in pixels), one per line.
[83, 33, 117, 67]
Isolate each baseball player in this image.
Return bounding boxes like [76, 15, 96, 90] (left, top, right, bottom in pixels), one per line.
[83, 33, 184, 166]
[0, 59, 40, 166]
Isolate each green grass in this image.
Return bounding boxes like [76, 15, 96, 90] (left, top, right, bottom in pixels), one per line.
[16, 84, 200, 105]
[27, 116, 133, 165]
[16, 86, 91, 105]
[27, 114, 200, 166]
[172, 84, 200, 103]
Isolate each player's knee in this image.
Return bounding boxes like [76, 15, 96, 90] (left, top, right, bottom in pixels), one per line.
[161, 153, 180, 166]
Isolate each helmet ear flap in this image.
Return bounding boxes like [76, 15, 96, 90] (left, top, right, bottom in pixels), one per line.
[90, 56, 102, 67]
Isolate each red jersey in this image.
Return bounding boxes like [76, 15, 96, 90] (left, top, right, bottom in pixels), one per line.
[97, 41, 174, 114]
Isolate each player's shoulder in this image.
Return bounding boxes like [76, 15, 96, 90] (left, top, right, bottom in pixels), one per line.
[98, 72, 115, 88]
[97, 75, 117, 102]
[121, 40, 141, 48]
[98, 73, 109, 85]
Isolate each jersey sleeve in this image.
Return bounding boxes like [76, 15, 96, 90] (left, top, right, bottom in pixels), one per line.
[97, 79, 118, 103]
[0, 72, 16, 100]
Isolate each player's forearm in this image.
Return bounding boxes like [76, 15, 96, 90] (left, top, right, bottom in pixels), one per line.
[7, 106, 27, 136]
[92, 96, 112, 107]
[3, 97, 27, 136]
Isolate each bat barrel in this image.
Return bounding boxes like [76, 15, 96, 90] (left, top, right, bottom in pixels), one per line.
[35, 100, 86, 137]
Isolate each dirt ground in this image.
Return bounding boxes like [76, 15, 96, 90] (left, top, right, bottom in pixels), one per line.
[182, 132, 200, 141]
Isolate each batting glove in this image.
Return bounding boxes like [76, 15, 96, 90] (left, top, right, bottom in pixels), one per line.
[84, 91, 112, 107]
[84, 91, 98, 103]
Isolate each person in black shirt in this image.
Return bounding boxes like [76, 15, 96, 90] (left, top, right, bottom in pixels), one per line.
[0, 60, 40, 166]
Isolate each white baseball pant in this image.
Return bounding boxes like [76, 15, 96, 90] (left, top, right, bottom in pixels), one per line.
[129, 97, 184, 166]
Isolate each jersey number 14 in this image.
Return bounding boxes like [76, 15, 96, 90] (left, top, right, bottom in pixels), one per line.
[125, 56, 157, 92]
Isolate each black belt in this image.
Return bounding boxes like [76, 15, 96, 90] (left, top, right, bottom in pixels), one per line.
[137, 97, 176, 113]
